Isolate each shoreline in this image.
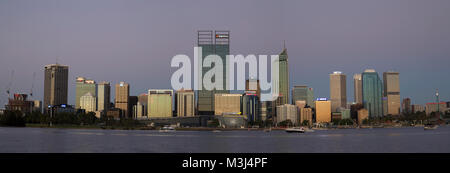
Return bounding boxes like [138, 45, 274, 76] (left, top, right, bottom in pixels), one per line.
[1, 124, 444, 131]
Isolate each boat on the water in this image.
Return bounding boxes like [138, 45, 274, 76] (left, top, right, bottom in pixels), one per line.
[424, 124, 438, 130]
[159, 126, 176, 132]
[285, 127, 305, 133]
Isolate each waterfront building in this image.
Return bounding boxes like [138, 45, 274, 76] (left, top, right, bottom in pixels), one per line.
[80, 92, 96, 113]
[115, 82, 130, 118]
[197, 30, 230, 115]
[75, 77, 96, 110]
[315, 98, 331, 123]
[260, 101, 271, 121]
[5, 94, 34, 114]
[44, 64, 68, 110]
[33, 100, 42, 113]
[425, 102, 446, 115]
[292, 86, 314, 108]
[148, 89, 173, 118]
[214, 94, 242, 116]
[362, 69, 383, 117]
[340, 108, 351, 119]
[402, 98, 411, 114]
[97, 82, 110, 112]
[383, 72, 400, 115]
[138, 94, 148, 117]
[412, 104, 425, 113]
[133, 102, 145, 119]
[276, 104, 298, 125]
[300, 107, 313, 126]
[175, 89, 195, 117]
[353, 74, 363, 104]
[357, 108, 369, 125]
[330, 71, 347, 112]
[242, 91, 260, 123]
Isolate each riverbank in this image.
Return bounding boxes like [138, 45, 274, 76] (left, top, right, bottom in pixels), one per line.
[18, 123, 447, 131]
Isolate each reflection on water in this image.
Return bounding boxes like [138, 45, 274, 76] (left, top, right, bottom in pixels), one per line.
[0, 126, 450, 153]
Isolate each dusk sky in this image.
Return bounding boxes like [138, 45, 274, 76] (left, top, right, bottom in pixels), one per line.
[1, 0, 449, 107]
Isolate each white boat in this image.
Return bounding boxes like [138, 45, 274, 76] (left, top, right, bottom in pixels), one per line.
[285, 127, 305, 133]
[424, 125, 438, 130]
[159, 126, 176, 132]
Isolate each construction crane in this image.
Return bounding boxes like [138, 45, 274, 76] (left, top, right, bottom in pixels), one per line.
[30, 72, 36, 99]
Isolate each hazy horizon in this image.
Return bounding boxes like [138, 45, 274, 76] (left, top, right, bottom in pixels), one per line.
[1, 0, 450, 107]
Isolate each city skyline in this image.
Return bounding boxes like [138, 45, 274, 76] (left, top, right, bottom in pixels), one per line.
[1, 0, 450, 107]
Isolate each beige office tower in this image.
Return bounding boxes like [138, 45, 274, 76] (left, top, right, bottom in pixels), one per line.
[300, 107, 313, 126]
[276, 104, 298, 125]
[330, 71, 347, 112]
[176, 89, 195, 117]
[353, 74, 363, 104]
[315, 100, 331, 123]
[214, 94, 242, 115]
[80, 92, 96, 113]
[97, 82, 110, 113]
[148, 89, 173, 118]
[115, 82, 130, 118]
[383, 72, 400, 115]
[44, 64, 69, 110]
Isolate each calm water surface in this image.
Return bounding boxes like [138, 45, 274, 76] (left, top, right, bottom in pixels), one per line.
[1, 126, 449, 153]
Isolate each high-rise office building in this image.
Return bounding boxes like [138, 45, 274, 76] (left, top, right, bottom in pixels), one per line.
[115, 82, 129, 118]
[148, 89, 173, 118]
[80, 92, 96, 113]
[362, 69, 383, 117]
[175, 89, 195, 117]
[197, 30, 230, 115]
[242, 91, 260, 123]
[278, 46, 289, 105]
[75, 77, 96, 109]
[214, 94, 242, 116]
[383, 72, 400, 115]
[353, 74, 363, 104]
[97, 82, 110, 112]
[330, 71, 347, 112]
[137, 93, 148, 117]
[315, 98, 331, 123]
[300, 107, 313, 126]
[44, 64, 69, 110]
[292, 86, 314, 108]
[276, 104, 298, 125]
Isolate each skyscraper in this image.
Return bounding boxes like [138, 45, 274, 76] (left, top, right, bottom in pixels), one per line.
[115, 82, 129, 118]
[44, 64, 69, 110]
[197, 30, 230, 115]
[353, 74, 363, 104]
[75, 77, 96, 109]
[242, 91, 260, 123]
[245, 78, 261, 99]
[148, 89, 173, 118]
[330, 71, 347, 112]
[383, 72, 400, 115]
[175, 89, 195, 117]
[278, 46, 289, 105]
[362, 69, 383, 117]
[291, 86, 314, 108]
[97, 82, 111, 112]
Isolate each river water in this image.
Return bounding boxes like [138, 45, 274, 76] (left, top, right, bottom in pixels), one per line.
[0, 126, 449, 153]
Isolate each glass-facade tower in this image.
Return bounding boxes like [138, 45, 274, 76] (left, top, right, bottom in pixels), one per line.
[197, 30, 230, 115]
[362, 69, 383, 117]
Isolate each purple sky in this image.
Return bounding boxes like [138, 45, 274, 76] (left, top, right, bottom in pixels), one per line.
[1, 0, 449, 107]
